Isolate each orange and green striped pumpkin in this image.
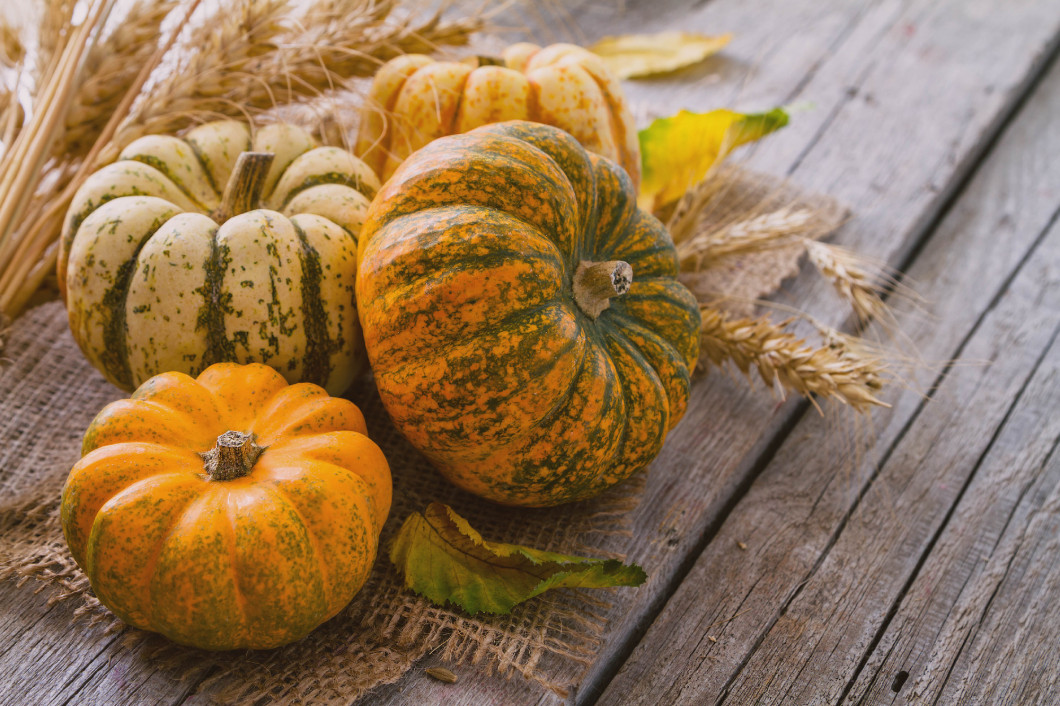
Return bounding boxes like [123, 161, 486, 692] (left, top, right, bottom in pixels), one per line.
[356, 43, 640, 186]
[61, 362, 391, 650]
[357, 121, 700, 507]
[59, 120, 380, 395]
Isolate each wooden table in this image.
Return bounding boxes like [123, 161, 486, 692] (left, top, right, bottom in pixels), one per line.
[3, 0, 1060, 703]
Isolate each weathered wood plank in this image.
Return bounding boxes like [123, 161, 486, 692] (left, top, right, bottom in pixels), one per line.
[845, 313, 1060, 704]
[718, 234, 1059, 706]
[0, 588, 124, 702]
[597, 52, 1060, 705]
[933, 431, 1060, 705]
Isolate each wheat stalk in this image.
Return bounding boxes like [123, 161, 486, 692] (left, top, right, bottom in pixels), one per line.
[0, 0, 203, 315]
[58, 0, 178, 160]
[699, 307, 889, 411]
[803, 239, 892, 325]
[100, 0, 292, 163]
[36, 0, 76, 82]
[677, 207, 814, 269]
[0, 0, 486, 320]
[101, 0, 485, 164]
[0, 0, 114, 272]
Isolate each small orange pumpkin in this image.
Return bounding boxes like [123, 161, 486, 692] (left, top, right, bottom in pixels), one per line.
[61, 362, 391, 650]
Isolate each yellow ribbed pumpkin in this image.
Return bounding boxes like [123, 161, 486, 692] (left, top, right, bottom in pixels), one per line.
[356, 43, 640, 185]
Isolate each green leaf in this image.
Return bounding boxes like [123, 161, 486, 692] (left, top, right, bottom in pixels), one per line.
[389, 503, 647, 615]
[638, 106, 789, 212]
[589, 31, 732, 80]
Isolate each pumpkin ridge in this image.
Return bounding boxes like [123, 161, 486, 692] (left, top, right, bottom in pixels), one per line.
[99, 210, 183, 388]
[279, 170, 378, 208]
[64, 447, 199, 563]
[501, 327, 593, 450]
[292, 220, 333, 387]
[603, 310, 693, 424]
[611, 283, 702, 371]
[611, 245, 675, 271]
[182, 137, 222, 195]
[490, 345, 624, 502]
[197, 231, 236, 367]
[256, 446, 384, 535]
[221, 491, 251, 644]
[368, 204, 561, 259]
[259, 481, 332, 611]
[582, 64, 639, 186]
[127, 399, 221, 451]
[91, 474, 202, 624]
[364, 250, 567, 342]
[602, 327, 669, 459]
[251, 396, 352, 443]
[377, 308, 581, 431]
[367, 298, 570, 386]
[383, 311, 586, 432]
[64, 163, 196, 253]
[443, 299, 577, 359]
[469, 122, 598, 238]
[125, 153, 213, 211]
[448, 64, 477, 134]
[369, 137, 577, 244]
[605, 309, 693, 375]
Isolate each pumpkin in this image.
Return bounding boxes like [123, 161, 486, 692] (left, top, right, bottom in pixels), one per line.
[58, 120, 380, 395]
[61, 362, 391, 651]
[355, 43, 640, 186]
[356, 121, 700, 507]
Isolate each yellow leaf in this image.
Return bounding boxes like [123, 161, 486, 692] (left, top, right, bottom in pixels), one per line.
[638, 107, 789, 212]
[390, 503, 647, 615]
[590, 32, 733, 79]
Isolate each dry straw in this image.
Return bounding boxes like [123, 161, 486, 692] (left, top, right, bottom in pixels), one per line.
[662, 161, 899, 412]
[699, 308, 888, 411]
[0, 0, 486, 320]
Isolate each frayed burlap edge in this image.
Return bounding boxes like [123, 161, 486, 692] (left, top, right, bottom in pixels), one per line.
[0, 165, 844, 704]
[674, 162, 849, 318]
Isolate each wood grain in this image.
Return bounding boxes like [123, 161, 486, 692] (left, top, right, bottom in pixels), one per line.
[599, 48, 1060, 706]
[848, 309, 1060, 705]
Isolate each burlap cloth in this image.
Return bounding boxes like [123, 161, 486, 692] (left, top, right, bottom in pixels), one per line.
[0, 166, 844, 703]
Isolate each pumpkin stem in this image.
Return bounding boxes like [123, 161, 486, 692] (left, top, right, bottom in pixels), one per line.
[214, 151, 275, 222]
[461, 55, 505, 68]
[573, 260, 633, 319]
[201, 431, 264, 481]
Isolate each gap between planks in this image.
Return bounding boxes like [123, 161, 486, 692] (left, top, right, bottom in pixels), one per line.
[596, 38, 1060, 706]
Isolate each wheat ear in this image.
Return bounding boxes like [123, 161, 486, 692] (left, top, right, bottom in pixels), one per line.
[59, 0, 179, 160]
[699, 307, 889, 411]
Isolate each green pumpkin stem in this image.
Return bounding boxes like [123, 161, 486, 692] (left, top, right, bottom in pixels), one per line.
[202, 430, 264, 481]
[573, 260, 633, 319]
[214, 151, 275, 222]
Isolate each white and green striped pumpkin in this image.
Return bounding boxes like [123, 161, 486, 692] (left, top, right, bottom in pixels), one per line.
[58, 120, 380, 395]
